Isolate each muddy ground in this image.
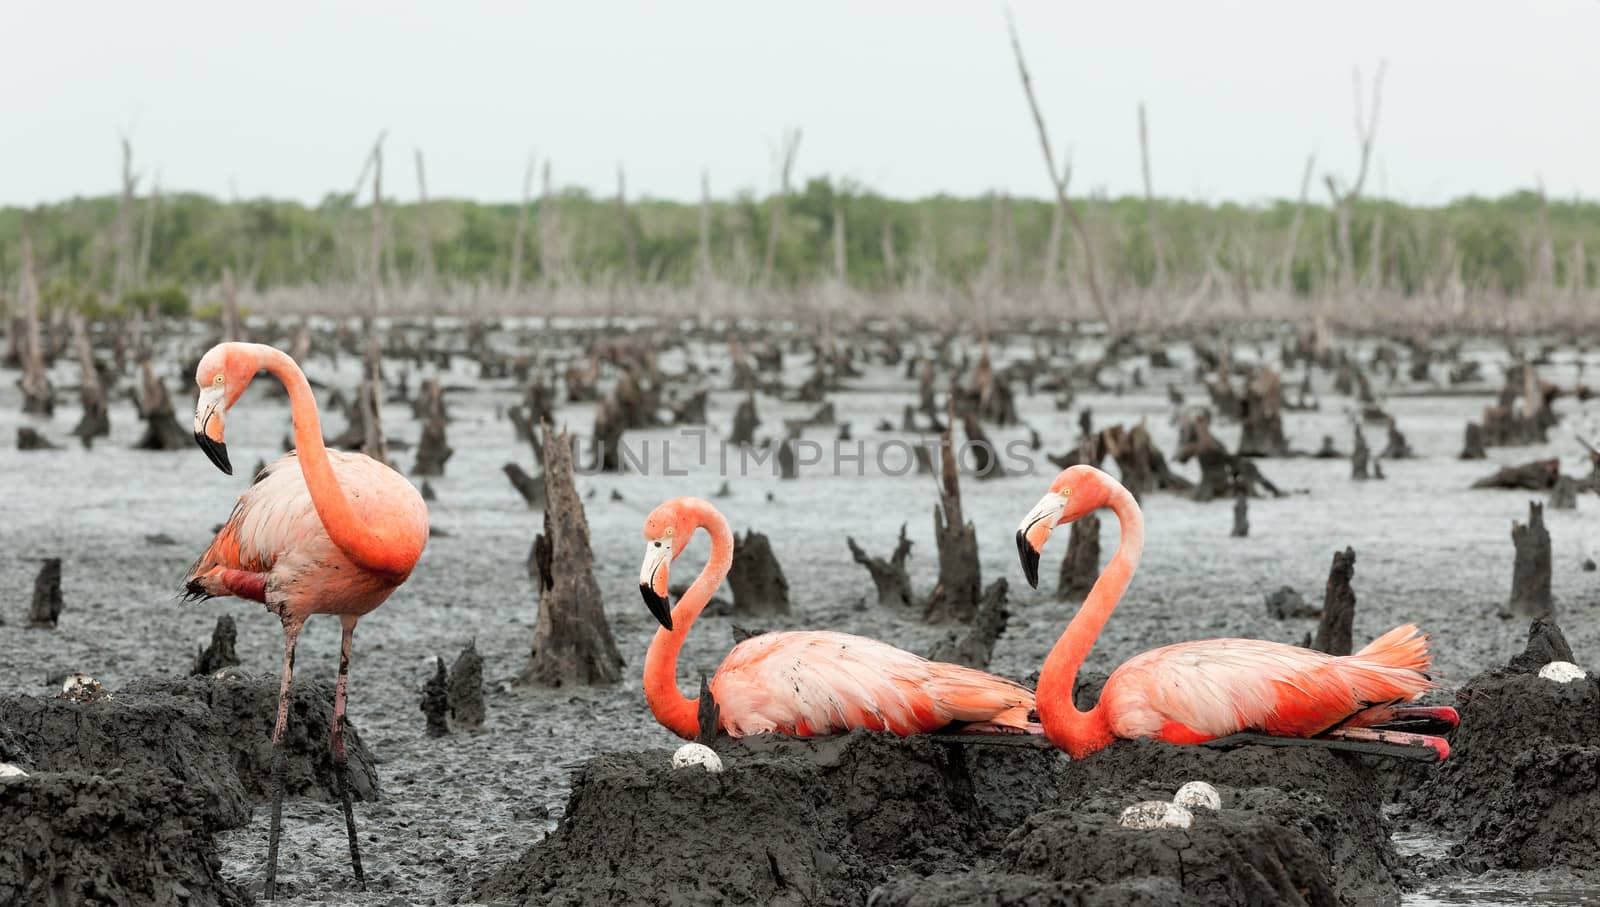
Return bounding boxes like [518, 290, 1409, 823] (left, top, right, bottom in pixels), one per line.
[2, 322, 1598, 905]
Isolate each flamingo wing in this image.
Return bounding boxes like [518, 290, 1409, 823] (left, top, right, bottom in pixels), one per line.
[709, 630, 1034, 737]
[185, 453, 320, 602]
[1102, 625, 1435, 741]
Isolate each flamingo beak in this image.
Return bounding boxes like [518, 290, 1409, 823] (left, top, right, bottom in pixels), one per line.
[193, 385, 231, 475]
[1016, 491, 1067, 589]
[639, 538, 673, 630]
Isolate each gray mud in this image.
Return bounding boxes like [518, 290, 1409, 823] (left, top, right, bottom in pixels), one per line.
[0, 772, 246, 907]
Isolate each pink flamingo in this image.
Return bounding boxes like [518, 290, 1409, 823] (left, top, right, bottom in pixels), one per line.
[1015, 465, 1457, 762]
[639, 497, 1036, 738]
[184, 341, 429, 898]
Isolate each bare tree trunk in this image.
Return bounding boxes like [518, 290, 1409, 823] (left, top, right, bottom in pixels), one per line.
[759, 128, 801, 291]
[1327, 62, 1385, 296]
[616, 164, 639, 284]
[539, 159, 560, 285]
[18, 233, 53, 416]
[519, 425, 624, 686]
[1136, 102, 1166, 287]
[1534, 181, 1556, 301]
[368, 136, 387, 318]
[69, 313, 108, 445]
[136, 175, 160, 288]
[983, 193, 1004, 292]
[1278, 155, 1316, 292]
[1005, 11, 1113, 329]
[1041, 154, 1071, 292]
[113, 135, 139, 306]
[413, 148, 440, 295]
[510, 153, 534, 294]
[1364, 211, 1384, 294]
[879, 218, 898, 288]
[221, 267, 242, 341]
[696, 169, 714, 286]
[832, 202, 847, 284]
[1571, 240, 1588, 302]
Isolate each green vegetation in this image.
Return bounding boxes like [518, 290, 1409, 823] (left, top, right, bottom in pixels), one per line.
[1, 182, 1594, 306]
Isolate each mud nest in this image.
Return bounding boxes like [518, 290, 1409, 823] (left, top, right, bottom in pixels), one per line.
[0, 772, 246, 907]
[1045, 740, 1399, 905]
[476, 732, 1066, 906]
[1, 674, 378, 830]
[478, 733, 1400, 907]
[1404, 664, 1600, 871]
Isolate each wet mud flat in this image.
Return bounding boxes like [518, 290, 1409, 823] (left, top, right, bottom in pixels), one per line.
[3, 323, 1600, 904]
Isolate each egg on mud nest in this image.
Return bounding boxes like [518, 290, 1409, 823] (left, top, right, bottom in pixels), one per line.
[60, 673, 104, 702]
[1538, 661, 1586, 683]
[1172, 781, 1221, 811]
[671, 742, 724, 773]
[0, 763, 27, 781]
[1119, 800, 1194, 830]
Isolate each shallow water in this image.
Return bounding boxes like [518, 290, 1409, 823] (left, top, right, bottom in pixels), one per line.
[3, 326, 1598, 903]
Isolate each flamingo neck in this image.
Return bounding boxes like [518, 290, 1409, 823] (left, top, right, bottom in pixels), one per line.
[643, 499, 732, 740]
[1036, 482, 1144, 759]
[254, 344, 411, 580]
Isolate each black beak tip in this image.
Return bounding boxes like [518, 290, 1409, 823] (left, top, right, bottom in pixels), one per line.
[194, 432, 232, 475]
[640, 584, 673, 631]
[1016, 531, 1040, 590]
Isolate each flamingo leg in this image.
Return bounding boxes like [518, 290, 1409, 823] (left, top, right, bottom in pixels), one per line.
[1202, 726, 1449, 762]
[331, 620, 366, 891]
[264, 622, 301, 901]
[1363, 705, 1459, 735]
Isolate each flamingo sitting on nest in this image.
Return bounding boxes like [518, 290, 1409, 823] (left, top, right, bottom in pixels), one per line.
[184, 342, 429, 897]
[638, 497, 1036, 739]
[1015, 465, 1456, 762]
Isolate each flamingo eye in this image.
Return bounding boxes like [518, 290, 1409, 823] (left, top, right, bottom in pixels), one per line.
[213, 375, 224, 386]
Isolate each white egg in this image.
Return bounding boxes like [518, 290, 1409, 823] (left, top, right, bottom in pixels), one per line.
[1539, 661, 1586, 683]
[671, 743, 724, 773]
[1119, 800, 1194, 830]
[1173, 781, 1221, 811]
[61, 673, 102, 700]
[0, 763, 28, 780]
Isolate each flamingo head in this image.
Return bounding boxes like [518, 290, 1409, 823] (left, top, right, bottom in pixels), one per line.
[1016, 465, 1113, 588]
[192, 343, 260, 475]
[639, 499, 695, 630]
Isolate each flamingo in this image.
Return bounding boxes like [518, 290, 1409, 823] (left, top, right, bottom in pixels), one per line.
[1015, 465, 1457, 762]
[183, 341, 429, 898]
[638, 497, 1036, 738]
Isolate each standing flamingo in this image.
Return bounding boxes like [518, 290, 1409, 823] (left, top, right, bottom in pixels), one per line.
[638, 497, 1036, 738]
[184, 341, 429, 898]
[1015, 465, 1457, 761]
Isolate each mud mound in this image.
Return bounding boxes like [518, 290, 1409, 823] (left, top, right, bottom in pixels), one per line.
[0, 772, 246, 907]
[1405, 669, 1600, 870]
[1, 687, 250, 827]
[1055, 740, 1397, 903]
[0, 719, 30, 767]
[125, 674, 380, 803]
[868, 873, 1182, 906]
[1001, 804, 1338, 907]
[739, 732, 1066, 863]
[477, 732, 1066, 906]
[1, 674, 378, 829]
[478, 750, 866, 906]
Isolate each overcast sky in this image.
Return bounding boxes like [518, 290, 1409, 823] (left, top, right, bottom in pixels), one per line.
[4, 1, 1596, 208]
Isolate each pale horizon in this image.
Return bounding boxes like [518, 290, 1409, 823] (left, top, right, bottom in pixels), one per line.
[4, 0, 1598, 209]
